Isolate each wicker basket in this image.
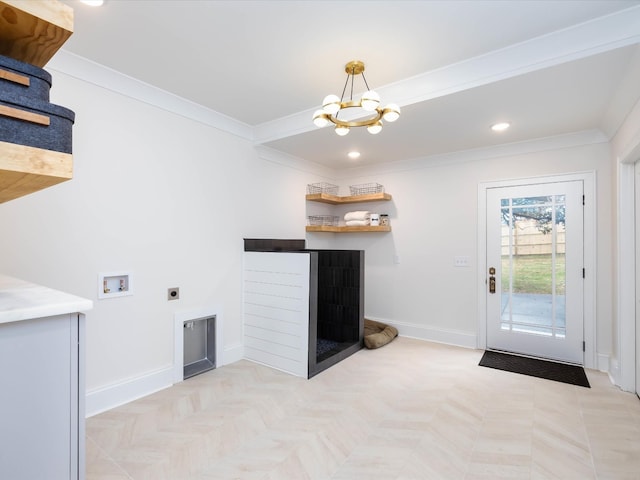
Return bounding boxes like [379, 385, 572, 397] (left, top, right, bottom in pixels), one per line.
[307, 182, 339, 195]
[349, 183, 384, 196]
[307, 215, 339, 226]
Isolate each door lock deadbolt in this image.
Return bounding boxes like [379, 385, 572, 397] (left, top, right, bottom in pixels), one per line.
[488, 267, 496, 294]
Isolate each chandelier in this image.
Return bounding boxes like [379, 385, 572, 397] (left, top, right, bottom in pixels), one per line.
[313, 60, 400, 136]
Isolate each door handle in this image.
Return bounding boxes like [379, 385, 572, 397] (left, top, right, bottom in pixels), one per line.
[489, 267, 496, 294]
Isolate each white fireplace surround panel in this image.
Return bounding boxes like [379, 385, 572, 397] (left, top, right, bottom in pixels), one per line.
[174, 306, 223, 384]
[242, 251, 311, 378]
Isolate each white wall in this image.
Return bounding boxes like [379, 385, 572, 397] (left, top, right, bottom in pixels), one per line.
[307, 135, 614, 362]
[0, 59, 330, 413]
[0, 53, 619, 411]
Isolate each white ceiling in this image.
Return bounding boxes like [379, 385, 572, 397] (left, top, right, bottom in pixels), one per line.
[60, 0, 640, 169]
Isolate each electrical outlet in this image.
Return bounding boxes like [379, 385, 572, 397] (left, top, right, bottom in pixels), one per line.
[168, 287, 180, 300]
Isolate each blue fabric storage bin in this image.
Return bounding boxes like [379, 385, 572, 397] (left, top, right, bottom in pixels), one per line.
[0, 54, 52, 102]
[0, 93, 74, 154]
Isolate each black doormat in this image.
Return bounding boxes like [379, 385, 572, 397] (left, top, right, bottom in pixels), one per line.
[479, 350, 590, 388]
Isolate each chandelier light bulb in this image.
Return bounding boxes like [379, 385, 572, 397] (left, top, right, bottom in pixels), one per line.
[360, 90, 380, 112]
[312, 110, 330, 128]
[322, 94, 341, 115]
[382, 104, 401, 122]
[335, 125, 350, 136]
[367, 121, 383, 135]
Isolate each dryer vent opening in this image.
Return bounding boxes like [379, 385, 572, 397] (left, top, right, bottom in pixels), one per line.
[183, 316, 216, 379]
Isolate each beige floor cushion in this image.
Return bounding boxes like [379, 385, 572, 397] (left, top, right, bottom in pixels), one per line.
[364, 318, 398, 349]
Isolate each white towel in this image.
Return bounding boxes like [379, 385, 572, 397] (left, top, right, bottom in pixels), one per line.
[345, 220, 369, 226]
[344, 211, 370, 221]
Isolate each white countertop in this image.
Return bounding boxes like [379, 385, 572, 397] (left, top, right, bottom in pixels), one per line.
[0, 274, 93, 325]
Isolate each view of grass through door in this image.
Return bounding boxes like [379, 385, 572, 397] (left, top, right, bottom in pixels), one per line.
[500, 196, 567, 338]
[502, 254, 566, 295]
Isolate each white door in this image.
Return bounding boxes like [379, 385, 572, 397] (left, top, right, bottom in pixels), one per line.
[486, 181, 584, 364]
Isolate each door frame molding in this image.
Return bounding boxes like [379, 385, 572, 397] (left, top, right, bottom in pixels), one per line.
[477, 172, 596, 369]
[617, 139, 640, 392]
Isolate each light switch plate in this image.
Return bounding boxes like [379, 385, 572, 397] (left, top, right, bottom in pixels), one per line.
[454, 256, 470, 267]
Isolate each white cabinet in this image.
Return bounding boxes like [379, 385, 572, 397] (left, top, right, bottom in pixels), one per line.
[0, 313, 85, 479]
[0, 275, 91, 480]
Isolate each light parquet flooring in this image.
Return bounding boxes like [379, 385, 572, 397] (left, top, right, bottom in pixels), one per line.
[86, 337, 640, 479]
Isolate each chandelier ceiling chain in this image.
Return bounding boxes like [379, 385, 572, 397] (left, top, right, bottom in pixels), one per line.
[313, 60, 401, 136]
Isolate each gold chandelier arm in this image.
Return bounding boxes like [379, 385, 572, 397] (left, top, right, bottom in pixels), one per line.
[326, 101, 384, 128]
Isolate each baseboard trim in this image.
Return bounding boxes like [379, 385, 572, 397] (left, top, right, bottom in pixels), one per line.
[86, 343, 246, 417]
[224, 342, 244, 364]
[609, 356, 621, 387]
[85, 366, 174, 417]
[367, 317, 477, 350]
[596, 353, 610, 373]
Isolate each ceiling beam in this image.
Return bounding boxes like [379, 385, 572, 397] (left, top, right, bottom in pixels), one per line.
[253, 5, 640, 145]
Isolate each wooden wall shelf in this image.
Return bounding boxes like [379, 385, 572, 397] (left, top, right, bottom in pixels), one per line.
[306, 190, 393, 233]
[306, 225, 391, 233]
[0, 0, 74, 203]
[0, 141, 72, 203]
[305, 192, 392, 205]
[0, 0, 74, 67]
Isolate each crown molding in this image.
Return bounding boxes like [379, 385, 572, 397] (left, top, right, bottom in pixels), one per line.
[335, 129, 609, 179]
[254, 145, 338, 179]
[47, 50, 253, 140]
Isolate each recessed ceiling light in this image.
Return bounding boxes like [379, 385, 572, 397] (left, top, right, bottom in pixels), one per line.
[347, 151, 361, 159]
[81, 0, 104, 6]
[491, 122, 510, 132]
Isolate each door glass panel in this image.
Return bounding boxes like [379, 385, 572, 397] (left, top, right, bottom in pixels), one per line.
[500, 195, 566, 338]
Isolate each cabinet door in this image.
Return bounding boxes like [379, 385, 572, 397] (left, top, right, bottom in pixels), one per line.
[0, 313, 79, 479]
